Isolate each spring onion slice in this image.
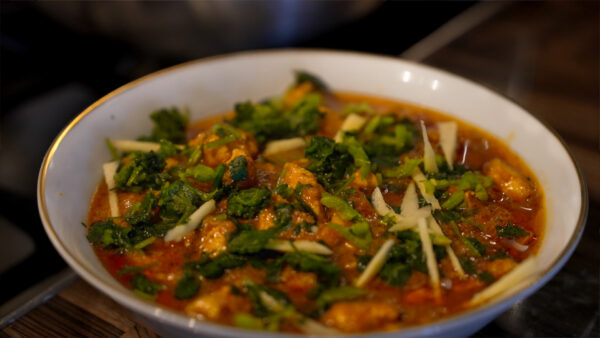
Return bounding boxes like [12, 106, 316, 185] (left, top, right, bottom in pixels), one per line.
[164, 200, 215, 242]
[354, 239, 395, 288]
[102, 161, 120, 218]
[263, 138, 306, 156]
[334, 113, 367, 142]
[420, 120, 438, 173]
[264, 239, 332, 255]
[469, 257, 537, 306]
[438, 121, 458, 170]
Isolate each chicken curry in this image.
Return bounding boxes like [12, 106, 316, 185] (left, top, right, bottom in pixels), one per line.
[87, 72, 544, 334]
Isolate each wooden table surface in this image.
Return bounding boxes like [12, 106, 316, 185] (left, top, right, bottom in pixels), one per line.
[3, 2, 598, 337]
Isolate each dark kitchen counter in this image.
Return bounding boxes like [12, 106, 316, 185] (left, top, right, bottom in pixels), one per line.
[2, 2, 598, 337]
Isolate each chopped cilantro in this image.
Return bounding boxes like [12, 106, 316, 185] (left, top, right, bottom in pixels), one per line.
[228, 156, 248, 182]
[228, 229, 276, 254]
[282, 252, 340, 286]
[174, 271, 201, 299]
[140, 107, 188, 144]
[496, 222, 531, 238]
[130, 274, 164, 299]
[295, 70, 328, 90]
[157, 180, 202, 224]
[227, 187, 271, 219]
[466, 237, 487, 256]
[185, 253, 247, 279]
[379, 262, 411, 286]
[305, 136, 355, 190]
[114, 151, 166, 192]
[477, 271, 495, 284]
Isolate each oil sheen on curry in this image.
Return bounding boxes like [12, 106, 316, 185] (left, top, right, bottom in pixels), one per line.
[87, 72, 544, 334]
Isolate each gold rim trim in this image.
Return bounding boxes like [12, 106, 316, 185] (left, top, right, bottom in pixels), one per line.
[37, 48, 589, 336]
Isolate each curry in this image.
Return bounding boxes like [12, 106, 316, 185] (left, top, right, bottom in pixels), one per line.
[87, 72, 544, 333]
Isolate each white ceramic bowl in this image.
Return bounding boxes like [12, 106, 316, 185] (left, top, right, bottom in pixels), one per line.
[38, 50, 587, 337]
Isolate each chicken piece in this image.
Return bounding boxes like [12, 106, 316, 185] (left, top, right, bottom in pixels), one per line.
[188, 128, 258, 167]
[282, 162, 324, 221]
[222, 148, 256, 189]
[196, 215, 236, 257]
[350, 170, 378, 189]
[283, 82, 314, 109]
[279, 266, 317, 294]
[117, 191, 145, 220]
[483, 258, 518, 279]
[185, 286, 251, 320]
[256, 207, 276, 230]
[483, 158, 534, 202]
[321, 301, 400, 332]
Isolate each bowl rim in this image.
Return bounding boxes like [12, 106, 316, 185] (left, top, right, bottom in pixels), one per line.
[37, 48, 588, 337]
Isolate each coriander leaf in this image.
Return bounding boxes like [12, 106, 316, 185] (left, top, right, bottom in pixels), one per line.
[157, 180, 201, 224]
[287, 93, 322, 137]
[227, 188, 271, 219]
[174, 271, 201, 299]
[478, 271, 495, 284]
[228, 229, 276, 254]
[126, 192, 157, 227]
[362, 118, 416, 167]
[496, 222, 530, 238]
[459, 256, 477, 275]
[185, 253, 247, 279]
[114, 151, 166, 192]
[295, 70, 328, 90]
[466, 237, 486, 256]
[282, 252, 340, 286]
[305, 136, 355, 190]
[130, 274, 164, 298]
[87, 220, 132, 250]
[274, 203, 294, 229]
[158, 139, 178, 157]
[117, 263, 157, 276]
[379, 262, 411, 286]
[273, 184, 292, 199]
[231, 101, 289, 145]
[228, 156, 248, 182]
[140, 107, 188, 144]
